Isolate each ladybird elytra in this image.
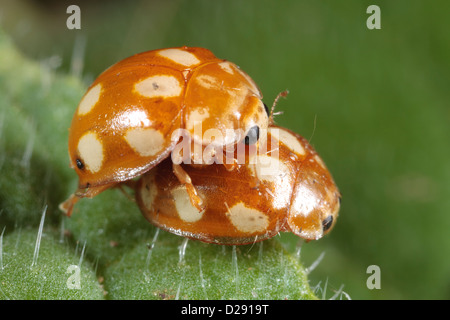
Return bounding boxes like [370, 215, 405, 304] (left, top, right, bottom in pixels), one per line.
[135, 125, 340, 245]
[60, 47, 269, 216]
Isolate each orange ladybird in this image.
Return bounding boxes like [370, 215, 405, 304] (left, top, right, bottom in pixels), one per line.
[60, 47, 268, 216]
[135, 126, 341, 245]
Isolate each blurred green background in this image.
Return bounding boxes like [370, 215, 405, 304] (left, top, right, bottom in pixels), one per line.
[1, 0, 449, 299]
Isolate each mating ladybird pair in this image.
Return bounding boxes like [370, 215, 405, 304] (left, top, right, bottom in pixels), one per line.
[60, 47, 340, 245]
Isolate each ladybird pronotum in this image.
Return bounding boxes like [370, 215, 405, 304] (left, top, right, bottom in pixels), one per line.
[60, 47, 269, 216]
[135, 125, 341, 245]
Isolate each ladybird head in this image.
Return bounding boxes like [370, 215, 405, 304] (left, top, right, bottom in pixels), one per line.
[184, 60, 269, 162]
[286, 144, 341, 240]
[287, 190, 340, 240]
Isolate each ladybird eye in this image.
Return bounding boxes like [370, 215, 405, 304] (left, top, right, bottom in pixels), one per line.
[322, 215, 333, 232]
[76, 158, 85, 170]
[244, 126, 260, 145]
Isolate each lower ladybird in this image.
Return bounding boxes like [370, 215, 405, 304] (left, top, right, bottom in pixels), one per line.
[135, 125, 340, 245]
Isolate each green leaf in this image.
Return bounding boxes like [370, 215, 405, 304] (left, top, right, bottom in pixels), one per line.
[66, 189, 316, 300]
[0, 28, 317, 300]
[0, 226, 104, 299]
[105, 235, 315, 300]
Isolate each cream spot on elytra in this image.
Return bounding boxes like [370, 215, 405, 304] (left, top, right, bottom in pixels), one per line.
[78, 83, 102, 115]
[218, 61, 235, 74]
[252, 154, 290, 184]
[314, 154, 327, 169]
[195, 74, 220, 90]
[272, 128, 305, 156]
[172, 186, 204, 222]
[134, 75, 182, 98]
[251, 154, 292, 209]
[77, 131, 104, 173]
[186, 108, 210, 132]
[125, 128, 165, 157]
[157, 48, 200, 67]
[227, 202, 268, 233]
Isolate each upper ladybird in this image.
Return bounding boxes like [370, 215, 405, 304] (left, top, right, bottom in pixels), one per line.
[60, 47, 269, 216]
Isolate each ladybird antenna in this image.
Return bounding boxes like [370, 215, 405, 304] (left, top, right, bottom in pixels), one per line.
[269, 90, 289, 124]
[308, 114, 318, 143]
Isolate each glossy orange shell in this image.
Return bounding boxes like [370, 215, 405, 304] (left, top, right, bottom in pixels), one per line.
[67, 47, 268, 198]
[136, 126, 340, 244]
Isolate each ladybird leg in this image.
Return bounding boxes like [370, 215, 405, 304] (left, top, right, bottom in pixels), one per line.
[122, 179, 137, 190]
[172, 163, 205, 212]
[59, 193, 80, 217]
[114, 182, 136, 202]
